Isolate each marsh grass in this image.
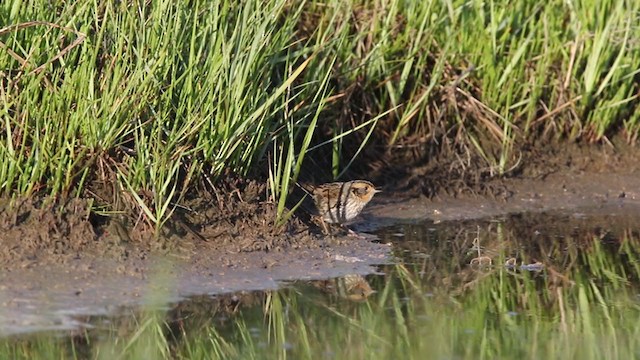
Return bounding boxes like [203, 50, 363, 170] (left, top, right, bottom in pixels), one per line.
[2, 0, 639, 227]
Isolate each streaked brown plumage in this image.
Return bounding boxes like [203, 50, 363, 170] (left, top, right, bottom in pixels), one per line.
[307, 180, 380, 234]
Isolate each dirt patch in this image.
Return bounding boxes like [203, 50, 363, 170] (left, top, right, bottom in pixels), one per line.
[368, 134, 640, 200]
[0, 198, 96, 266]
[0, 236, 390, 336]
[176, 179, 318, 253]
[0, 178, 329, 268]
[364, 170, 640, 233]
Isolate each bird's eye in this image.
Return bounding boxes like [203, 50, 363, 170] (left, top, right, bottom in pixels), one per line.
[353, 187, 368, 196]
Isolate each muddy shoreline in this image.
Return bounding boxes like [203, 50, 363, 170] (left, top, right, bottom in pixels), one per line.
[0, 238, 390, 336]
[2, 141, 640, 336]
[365, 171, 640, 229]
[1, 167, 640, 335]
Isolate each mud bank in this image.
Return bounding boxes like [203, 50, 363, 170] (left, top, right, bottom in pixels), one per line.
[0, 237, 390, 336]
[1, 168, 640, 335]
[3, 139, 640, 336]
[365, 171, 640, 230]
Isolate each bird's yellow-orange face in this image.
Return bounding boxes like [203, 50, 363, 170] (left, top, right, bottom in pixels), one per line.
[349, 181, 379, 203]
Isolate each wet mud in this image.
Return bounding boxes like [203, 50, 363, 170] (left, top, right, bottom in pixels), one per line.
[2, 142, 640, 335]
[0, 179, 392, 336]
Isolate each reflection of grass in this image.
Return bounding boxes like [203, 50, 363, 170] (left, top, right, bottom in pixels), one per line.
[5, 222, 640, 358]
[196, 222, 639, 358]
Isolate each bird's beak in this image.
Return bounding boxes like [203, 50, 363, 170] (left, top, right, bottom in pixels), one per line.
[374, 189, 382, 194]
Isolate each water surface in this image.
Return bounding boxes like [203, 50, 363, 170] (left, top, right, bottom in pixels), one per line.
[4, 209, 640, 359]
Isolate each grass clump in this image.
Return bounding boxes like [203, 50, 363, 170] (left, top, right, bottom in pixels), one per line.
[1, 0, 327, 229]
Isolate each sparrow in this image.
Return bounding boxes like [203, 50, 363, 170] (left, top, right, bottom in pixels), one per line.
[306, 180, 380, 235]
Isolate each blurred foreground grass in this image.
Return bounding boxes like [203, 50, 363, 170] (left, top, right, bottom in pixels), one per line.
[1, 0, 639, 226]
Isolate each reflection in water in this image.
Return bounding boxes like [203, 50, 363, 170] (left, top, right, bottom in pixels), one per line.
[310, 274, 375, 301]
[4, 209, 640, 358]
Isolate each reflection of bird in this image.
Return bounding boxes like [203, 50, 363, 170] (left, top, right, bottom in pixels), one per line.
[337, 274, 376, 301]
[306, 180, 380, 235]
[314, 274, 375, 301]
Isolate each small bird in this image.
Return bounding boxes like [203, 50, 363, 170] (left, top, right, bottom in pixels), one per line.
[306, 180, 380, 235]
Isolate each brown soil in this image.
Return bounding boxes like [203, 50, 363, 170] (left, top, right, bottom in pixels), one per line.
[0, 178, 375, 268]
[0, 197, 96, 266]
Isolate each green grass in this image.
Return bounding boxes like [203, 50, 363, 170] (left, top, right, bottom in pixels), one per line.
[2, 0, 639, 227]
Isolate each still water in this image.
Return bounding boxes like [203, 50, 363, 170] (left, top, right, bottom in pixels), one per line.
[5, 209, 640, 359]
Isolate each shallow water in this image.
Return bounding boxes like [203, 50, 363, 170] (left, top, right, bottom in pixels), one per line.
[4, 208, 640, 358]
